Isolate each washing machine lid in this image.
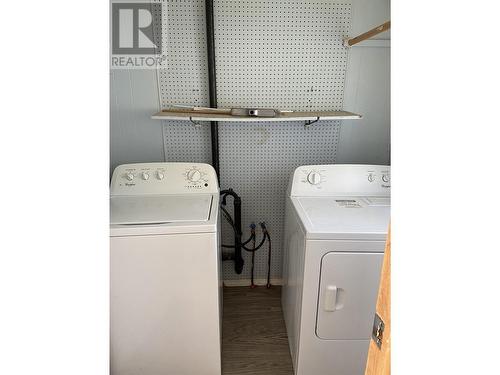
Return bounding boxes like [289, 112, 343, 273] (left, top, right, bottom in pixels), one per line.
[294, 196, 390, 240]
[110, 194, 213, 225]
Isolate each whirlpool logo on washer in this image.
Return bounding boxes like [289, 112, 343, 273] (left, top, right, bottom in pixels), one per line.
[111, 1, 166, 69]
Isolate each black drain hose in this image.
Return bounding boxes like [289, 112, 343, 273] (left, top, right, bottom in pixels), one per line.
[221, 189, 244, 274]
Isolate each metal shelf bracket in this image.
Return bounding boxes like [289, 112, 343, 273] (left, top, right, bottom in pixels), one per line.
[189, 117, 204, 128]
[304, 117, 320, 128]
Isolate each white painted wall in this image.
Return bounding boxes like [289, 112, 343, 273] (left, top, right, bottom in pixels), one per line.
[110, 69, 164, 175]
[337, 0, 391, 165]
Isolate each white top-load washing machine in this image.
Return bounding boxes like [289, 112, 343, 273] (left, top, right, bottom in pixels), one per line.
[282, 164, 390, 375]
[110, 162, 221, 375]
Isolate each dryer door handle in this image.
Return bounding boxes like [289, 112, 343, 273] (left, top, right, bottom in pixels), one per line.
[324, 285, 338, 311]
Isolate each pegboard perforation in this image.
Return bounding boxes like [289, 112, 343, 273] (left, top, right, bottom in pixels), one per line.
[158, 0, 351, 280]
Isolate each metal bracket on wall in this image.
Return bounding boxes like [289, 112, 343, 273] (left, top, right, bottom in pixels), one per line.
[189, 117, 204, 128]
[371, 313, 385, 349]
[304, 117, 320, 128]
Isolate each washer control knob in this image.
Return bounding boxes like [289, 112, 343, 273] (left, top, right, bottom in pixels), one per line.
[187, 169, 202, 182]
[142, 172, 149, 180]
[367, 173, 375, 182]
[156, 171, 164, 180]
[307, 171, 321, 185]
[382, 174, 390, 183]
[126, 173, 134, 181]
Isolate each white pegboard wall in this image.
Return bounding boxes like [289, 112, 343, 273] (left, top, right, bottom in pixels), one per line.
[162, 121, 212, 162]
[214, 0, 351, 280]
[157, 0, 212, 164]
[219, 120, 341, 281]
[219, 121, 341, 281]
[214, 0, 352, 110]
[158, 0, 209, 108]
[157, 0, 352, 281]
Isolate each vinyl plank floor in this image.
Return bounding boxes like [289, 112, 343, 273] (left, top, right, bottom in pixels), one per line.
[222, 286, 293, 375]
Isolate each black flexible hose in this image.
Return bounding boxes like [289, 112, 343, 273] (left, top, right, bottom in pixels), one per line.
[221, 233, 254, 248]
[250, 226, 256, 288]
[220, 189, 244, 274]
[242, 236, 254, 246]
[221, 205, 266, 252]
[220, 205, 255, 248]
[265, 229, 272, 289]
[220, 190, 270, 280]
[242, 232, 266, 252]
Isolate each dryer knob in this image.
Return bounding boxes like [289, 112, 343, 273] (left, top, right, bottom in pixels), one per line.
[307, 171, 321, 185]
[382, 174, 390, 183]
[142, 172, 149, 180]
[156, 171, 164, 180]
[126, 173, 134, 181]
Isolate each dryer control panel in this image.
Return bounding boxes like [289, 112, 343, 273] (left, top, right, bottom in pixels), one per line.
[289, 164, 390, 197]
[110, 162, 219, 196]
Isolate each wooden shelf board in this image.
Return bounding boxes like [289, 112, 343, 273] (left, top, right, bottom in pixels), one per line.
[351, 39, 390, 48]
[151, 110, 362, 122]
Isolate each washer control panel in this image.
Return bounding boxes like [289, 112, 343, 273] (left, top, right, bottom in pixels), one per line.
[110, 162, 219, 196]
[182, 166, 211, 188]
[290, 164, 390, 196]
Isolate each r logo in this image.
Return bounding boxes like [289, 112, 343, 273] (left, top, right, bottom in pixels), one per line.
[112, 2, 161, 55]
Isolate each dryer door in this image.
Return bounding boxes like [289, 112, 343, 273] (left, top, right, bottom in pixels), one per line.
[316, 252, 383, 340]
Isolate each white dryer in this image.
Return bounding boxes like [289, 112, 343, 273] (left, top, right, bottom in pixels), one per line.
[110, 162, 222, 375]
[282, 164, 390, 375]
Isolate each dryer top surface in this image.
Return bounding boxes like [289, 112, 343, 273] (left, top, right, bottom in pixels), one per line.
[293, 196, 390, 240]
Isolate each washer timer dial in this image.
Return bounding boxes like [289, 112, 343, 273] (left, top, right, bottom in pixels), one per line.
[186, 169, 202, 182]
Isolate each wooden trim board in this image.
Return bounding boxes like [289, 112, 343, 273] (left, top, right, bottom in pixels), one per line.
[365, 225, 391, 375]
[348, 21, 391, 46]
